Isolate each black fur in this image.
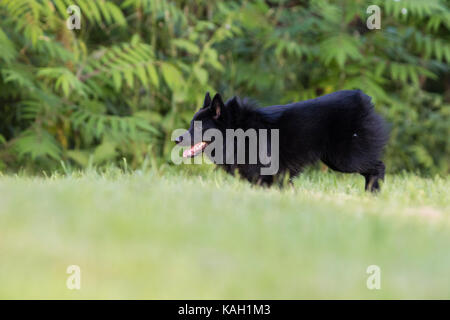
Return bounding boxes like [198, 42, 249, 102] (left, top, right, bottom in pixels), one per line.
[176, 90, 389, 192]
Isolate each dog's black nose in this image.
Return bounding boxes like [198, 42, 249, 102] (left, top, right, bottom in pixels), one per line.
[175, 136, 183, 144]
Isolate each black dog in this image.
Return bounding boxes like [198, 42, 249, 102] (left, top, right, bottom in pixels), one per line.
[175, 90, 389, 192]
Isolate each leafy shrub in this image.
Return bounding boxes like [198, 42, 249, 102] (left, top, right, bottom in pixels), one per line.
[0, 0, 448, 175]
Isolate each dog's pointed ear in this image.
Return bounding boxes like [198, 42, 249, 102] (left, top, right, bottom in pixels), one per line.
[210, 93, 224, 120]
[202, 92, 211, 108]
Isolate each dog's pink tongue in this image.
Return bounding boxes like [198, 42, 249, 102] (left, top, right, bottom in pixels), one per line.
[183, 142, 207, 158]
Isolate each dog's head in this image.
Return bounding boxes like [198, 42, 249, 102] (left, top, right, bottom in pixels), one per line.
[175, 92, 225, 158]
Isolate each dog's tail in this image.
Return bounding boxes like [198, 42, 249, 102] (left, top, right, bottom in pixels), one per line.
[353, 90, 390, 168]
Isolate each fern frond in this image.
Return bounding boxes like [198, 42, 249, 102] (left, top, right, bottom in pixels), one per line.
[0, 27, 17, 64]
[37, 67, 91, 97]
[14, 129, 61, 160]
[69, 107, 159, 143]
[319, 34, 363, 68]
[1, 66, 36, 89]
[81, 40, 159, 91]
[383, 0, 446, 19]
[1, 0, 44, 45]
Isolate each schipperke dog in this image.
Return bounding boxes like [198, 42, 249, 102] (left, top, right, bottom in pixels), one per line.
[175, 90, 389, 192]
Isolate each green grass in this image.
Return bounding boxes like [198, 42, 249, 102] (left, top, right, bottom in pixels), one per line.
[0, 167, 449, 299]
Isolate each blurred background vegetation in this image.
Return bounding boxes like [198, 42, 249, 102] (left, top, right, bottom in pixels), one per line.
[0, 0, 448, 175]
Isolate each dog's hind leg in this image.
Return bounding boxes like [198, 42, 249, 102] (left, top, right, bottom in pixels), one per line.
[256, 175, 274, 187]
[361, 161, 385, 192]
[275, 173, 294, 189]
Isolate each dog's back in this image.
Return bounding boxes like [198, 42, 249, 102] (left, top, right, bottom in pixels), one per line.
[256, 90, 389, 190]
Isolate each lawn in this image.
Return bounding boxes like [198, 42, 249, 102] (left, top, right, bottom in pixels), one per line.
[0, 167, 449, 299]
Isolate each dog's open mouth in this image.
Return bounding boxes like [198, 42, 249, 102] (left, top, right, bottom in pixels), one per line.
[183, 141, 208, 158]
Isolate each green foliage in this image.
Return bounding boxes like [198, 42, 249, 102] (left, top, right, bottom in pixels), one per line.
[0, 0, 448, 175]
